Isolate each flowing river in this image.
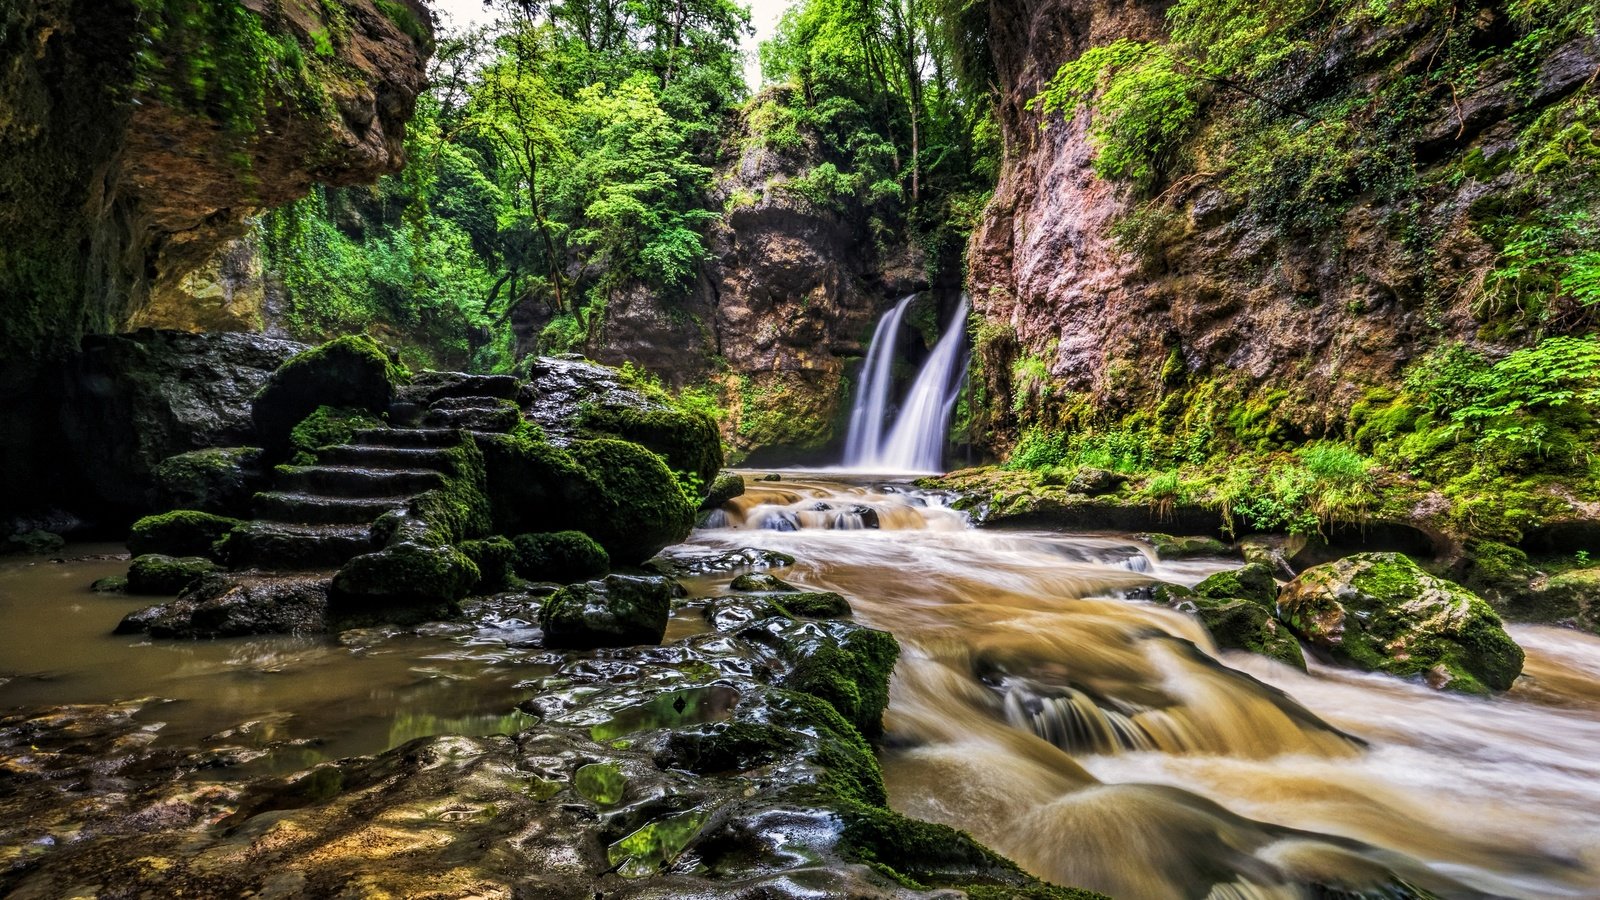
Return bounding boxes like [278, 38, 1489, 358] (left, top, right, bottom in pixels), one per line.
[3, 473, 1599, 897]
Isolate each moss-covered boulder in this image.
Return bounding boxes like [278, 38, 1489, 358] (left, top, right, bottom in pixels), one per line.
[702, 471, 746, 510]
[152, 447, 265, 517]
[1147, 582, 1305, 670]
[1277, 552, 1525, 693]
[775, 591, 853, 618]
[126, 554, 218, 595]
[580, 405, 724, 499]
[539, 574, 674, 648]
[5, 529, 64, 555]
[127, 510, 240, 560]
[459, 535, 516, 593]
[511, 531, 609, 583]
[1195, 562, 1280, 607]
[331, 541, 479, 609]
[1139, 533, 1230, 560]
[567, 439, 696, 564]
[252, 336, 402, 453]
[778, 621, 899, 738]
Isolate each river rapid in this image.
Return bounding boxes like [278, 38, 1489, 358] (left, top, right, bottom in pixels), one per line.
[3, 473, 1599, 898]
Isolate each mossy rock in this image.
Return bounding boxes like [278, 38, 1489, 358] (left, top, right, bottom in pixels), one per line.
[1495, 567, 1600, 633]
[1277, 552, 1525, 693]
[126, 554, 218, 595]
[512, 531, 609, 583]
[5, 529, 64, 555]
[778, 621, 898, 738]
[1454, 540, 1537, 601]
[252, 336, 402, 453]
[539, 574, 674, 649]
[1195, 562, 1280, 607]
[730, 572, 796, 592]
[774, 591, 852, 618]
[91, 575, 129, 593]
[331, 541, 479, 609]
[459, 536, 516, 593]
[287, 406, 382, 465]
[567, 438, 696, 564]
[152, 447, 265, 516]
[1139, 533, 1230, 560]
[1066, 466, 1125, 496]
[579, 405, 724, 499]
[1188, 597, 1306, 670]
[701, 471, 746, 510]
[128, 510, 241, 560]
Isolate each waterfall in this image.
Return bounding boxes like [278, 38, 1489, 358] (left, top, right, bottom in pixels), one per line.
[843, 295, 915, 464]
[842, 296, 969, 473]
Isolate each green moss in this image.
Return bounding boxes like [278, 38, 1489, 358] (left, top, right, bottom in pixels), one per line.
[128, 510, 241, 559]
[1190, 598, 1306, 670]
[701, 471, 746, 509]
[729, 572, 797, 592]
[126, 554, 218, 595]
[579, 404, 724, 499]
[779, 623, 898, 738]
[511, 531, 609, 582]
[1194, 562, 1279, 606]
[773, 591, 853, 618]
[459, 535, 516, 593]
[372, 0, 433, 50]
[287, 406, 382, 465]
[539, 574, 674, 648]
[1139, 533, 1229, 560]
[568, 438, 696, 565]
[91, 575, 129, 593]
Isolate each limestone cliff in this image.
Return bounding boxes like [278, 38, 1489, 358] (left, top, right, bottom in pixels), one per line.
[0, 0, 431, 516]
[542, 90, 939, 463]
[968, 0, 1600, 448]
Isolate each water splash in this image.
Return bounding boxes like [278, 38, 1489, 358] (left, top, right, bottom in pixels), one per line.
[842, 296, 969, 473]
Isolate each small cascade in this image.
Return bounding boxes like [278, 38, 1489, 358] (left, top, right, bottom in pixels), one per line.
[843, 296, 970, 473]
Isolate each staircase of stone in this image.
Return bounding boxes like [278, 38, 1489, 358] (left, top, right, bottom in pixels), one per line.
[224, 374, 523, 573]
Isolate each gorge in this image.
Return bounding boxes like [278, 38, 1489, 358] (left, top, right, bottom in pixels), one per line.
[2, 0, 1599, 897]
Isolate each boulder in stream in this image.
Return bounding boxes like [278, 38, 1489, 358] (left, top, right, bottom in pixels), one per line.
[540, 574, 675, 648]
[1148, 583, 1306, 671]
[125, 554, 218, 595]
[1277, 552, 1525, 693]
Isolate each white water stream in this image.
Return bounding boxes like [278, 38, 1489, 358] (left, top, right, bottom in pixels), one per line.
[842, 295, 969, 473]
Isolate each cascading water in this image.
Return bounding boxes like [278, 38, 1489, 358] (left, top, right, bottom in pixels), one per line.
[843, 295, 970, 472]
[842, 295, 914, 464]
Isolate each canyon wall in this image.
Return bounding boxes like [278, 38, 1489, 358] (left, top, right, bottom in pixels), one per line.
[969, 0, 1600, 449]
[0, 0, 431, 517]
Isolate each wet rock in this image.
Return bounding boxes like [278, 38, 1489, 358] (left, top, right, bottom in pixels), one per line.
[1145, 583, 1305, 670]
[1490, 566, 1600, 634]
[1277, 552, 1525, 693]
[125, 554, 218, 595]
[332, 538, 479, 610]
[56, 331, 305, 514]
[512, 530, 610, 583]
[4, 529, 64, 556]
[127, 509, 240, 559]
[759, 473, 783, 482]
[1140, 533, 1232, 560]
[1195, 563, 1280, 607]
[90, 575, 128, 593]
[151, 447, 266, 517]
[117, 573, 330, 638]
[730, 572, 797, 592]
[702, 471, 746, 509]
[644, 547, 796, 577]
[540, 574, 675, 648]
[458, 535, 516, 593]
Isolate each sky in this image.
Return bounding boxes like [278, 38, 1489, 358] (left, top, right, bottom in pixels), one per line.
[425, 0, 791, 92]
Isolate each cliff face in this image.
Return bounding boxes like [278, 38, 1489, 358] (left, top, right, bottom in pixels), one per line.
[543, 92, 935, 462]
[969, 0, 1600, 448]
[0, 0, 431, 516]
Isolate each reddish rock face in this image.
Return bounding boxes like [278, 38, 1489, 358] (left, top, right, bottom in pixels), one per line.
[966, 0, 1599, 451]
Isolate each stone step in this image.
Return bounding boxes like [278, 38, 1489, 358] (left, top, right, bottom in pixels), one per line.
[404, 371, 523, 403]
[317, 444, 458, 469]
[224, 521, 376, 571]
[350, 427, 464, 449]
[254, 491, 409, 525]
[421, 404, 521, 432]
[275, 465, 447, 498]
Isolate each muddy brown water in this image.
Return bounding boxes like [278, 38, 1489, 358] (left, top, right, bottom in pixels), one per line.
[3, 473, 1599, 897]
